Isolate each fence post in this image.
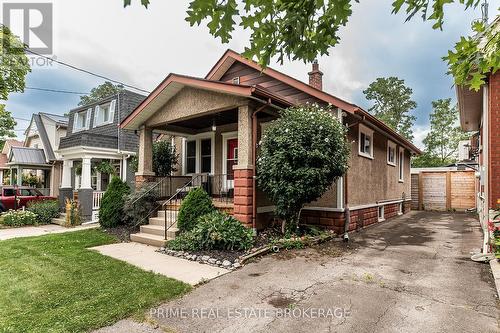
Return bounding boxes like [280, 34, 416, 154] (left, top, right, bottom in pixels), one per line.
[446, 171, 452, 211]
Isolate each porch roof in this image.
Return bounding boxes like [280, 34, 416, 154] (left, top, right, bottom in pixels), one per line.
[120, 73, 290, 130]
[8, 147, 51, 168]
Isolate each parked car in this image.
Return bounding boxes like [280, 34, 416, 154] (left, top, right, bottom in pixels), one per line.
[0, 186, 57, 212]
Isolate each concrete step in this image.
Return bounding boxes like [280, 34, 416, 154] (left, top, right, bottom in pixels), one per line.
[140, 224, 179, 238]
[157, 210, 179, 218]
[52, 217, 66, 226]
[130, 233, 168, 247]
[148, 216, 177, 228]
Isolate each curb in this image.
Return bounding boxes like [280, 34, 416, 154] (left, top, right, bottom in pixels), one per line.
[489, 259, 500, 299]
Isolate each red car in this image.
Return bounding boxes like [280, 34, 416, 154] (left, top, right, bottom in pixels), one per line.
[0, 186, 57, 212]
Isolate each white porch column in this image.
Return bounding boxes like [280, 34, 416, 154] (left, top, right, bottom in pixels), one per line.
[137, 126, 155, 176]
[16, 167, 23, 185]
[80, 157, 92, 189]
[61, 160, 73, 188]
[121, 156, 128, 182]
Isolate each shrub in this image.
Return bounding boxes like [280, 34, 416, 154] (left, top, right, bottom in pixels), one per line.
[123, 184, 160, 226]
[153, 140, 178, 176]
[1, 210, 38, 227]
[27, 200, 60, 225]
[99, 177, 130, 228]
[167, 211, 254, 251]
[257, 104, 350, 233]
[177, 187, 214, 232]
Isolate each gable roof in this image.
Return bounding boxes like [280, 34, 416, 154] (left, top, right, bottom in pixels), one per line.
[1, 139, 23, 155]
[40, 112, 69, 126]
[8, 147, 48, 166]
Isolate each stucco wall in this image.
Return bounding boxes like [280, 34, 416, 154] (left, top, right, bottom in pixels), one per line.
[145, 87, 247, 127]
[346, 123, 411, 206]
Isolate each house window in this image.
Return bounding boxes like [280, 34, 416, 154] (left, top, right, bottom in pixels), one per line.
[232, 77, 240, 84]
[94, 100, 116, 127]
[358, 124, 373, 159]
[201, 139, 212, 173]
[73, 109, 91, 131]
[186, 140, 196, 174]
[398, 148, 404, 182]
[387, 141, 396, 166]
[378, 205, 385, 221]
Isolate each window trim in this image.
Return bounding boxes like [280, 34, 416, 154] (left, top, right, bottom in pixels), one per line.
[93, 99, 116, 127]
[398, 147, 404, 182]
[358, 124, 374, 159]
[73, 108, 91, 132]
[181, 132, 215, 175]
[387, 140, 396, 166]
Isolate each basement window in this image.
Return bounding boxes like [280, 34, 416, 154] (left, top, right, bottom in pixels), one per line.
[378, 205, 385, 222]
[358, 124, 374, 159]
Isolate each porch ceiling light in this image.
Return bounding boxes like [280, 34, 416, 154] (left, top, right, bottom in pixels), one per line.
[211, 119, 217, 132]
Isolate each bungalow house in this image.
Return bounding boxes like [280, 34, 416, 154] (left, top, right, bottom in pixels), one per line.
[6, 113, 68, 196]
[56, 90, 145, 222]
[0, 139, 23, 185]
[120, 50, 421, 246]
[456, 16, 500, 252]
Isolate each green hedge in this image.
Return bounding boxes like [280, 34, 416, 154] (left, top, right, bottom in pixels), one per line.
[176, 187, 214, 232]
[99, 177, 130, 228]
[27, 200, 60, 225]
[167, 211, 254, 251]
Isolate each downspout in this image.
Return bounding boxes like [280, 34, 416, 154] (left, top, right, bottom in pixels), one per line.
[251, 99, 272, 233]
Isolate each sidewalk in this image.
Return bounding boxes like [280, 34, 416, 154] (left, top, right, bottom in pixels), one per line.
[91, 242, 230, 285]
[0, 223, 99, 241]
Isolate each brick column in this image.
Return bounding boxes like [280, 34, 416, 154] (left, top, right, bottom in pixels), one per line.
[489, 72, 500, 209]
[233, 168, 253, 227]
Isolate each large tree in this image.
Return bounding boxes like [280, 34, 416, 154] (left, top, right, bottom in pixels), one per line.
[0, 25, 31, 100]
[79, 81, 124, 106]
[363, 77, 417, 141]
[0, 104, 17, 149]
[412, 98, 469, 167]
[125, 0, 496, 89]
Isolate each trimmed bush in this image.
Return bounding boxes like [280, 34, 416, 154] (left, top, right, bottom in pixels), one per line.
[167, 211, 254, 251]
[1, 210, 38, 227]
[99, 177, 130, 228]
[27, 200, 60, 225]
[123, 184, 160, 226]
[177, 187, 214, 232]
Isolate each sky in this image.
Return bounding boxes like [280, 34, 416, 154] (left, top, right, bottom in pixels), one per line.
[3, 0, 498, 148]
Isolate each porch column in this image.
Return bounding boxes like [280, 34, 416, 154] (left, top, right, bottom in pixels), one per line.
[136, 126, 155, 186]
[233, 104, 254, 228]
[16, 167, 22, 185]
[78, 157, 93, 221]
[59, 160, 74, 209]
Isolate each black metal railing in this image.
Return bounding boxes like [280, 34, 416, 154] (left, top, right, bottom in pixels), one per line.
[161, 175, 204, 239]
[209, 174, 234, 203]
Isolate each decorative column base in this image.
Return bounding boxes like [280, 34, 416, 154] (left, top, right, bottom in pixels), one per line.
[135, 173, 156, 189]
[233, 169, 253, 228]
[58, 187, 73, 210]
[78, 188, 93, 222]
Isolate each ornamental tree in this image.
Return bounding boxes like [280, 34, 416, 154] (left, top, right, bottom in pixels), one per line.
[257, 104, 350, 233]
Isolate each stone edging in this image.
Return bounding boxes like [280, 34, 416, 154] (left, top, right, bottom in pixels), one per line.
[156, 248, 242, 270]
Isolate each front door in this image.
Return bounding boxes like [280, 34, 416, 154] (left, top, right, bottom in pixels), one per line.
[226, 138, 238, 189]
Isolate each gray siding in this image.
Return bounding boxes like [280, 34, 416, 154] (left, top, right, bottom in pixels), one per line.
[59, 90, 144, 152]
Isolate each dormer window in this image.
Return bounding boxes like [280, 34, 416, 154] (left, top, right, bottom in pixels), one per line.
[73, 108, 91, 132]
[94, 100, 116, 127]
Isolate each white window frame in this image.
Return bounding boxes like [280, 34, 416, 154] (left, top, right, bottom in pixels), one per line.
[181, 132, 215, 175]
[93, 99, 116, 127]
[387, 140, 396, 166]
[378, 205, 385, 222]
[398, 147, 404, 182]
[358, 124, 374, 159]
[222, 131, 238, 176]
[73, 108, 91, 132]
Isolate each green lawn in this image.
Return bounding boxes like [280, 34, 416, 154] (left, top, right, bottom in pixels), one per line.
[0, 229, 191, 333]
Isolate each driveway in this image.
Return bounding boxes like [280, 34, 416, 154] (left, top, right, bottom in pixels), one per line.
[143, 211, 499, 333]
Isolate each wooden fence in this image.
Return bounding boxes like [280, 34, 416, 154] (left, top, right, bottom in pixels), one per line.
[411, 170, 476, 211]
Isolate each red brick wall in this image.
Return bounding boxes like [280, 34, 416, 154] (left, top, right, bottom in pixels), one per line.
[233, 169, 254, 227]
[489, 72, 500, 208]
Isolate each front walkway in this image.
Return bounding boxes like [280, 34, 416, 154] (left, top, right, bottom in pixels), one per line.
[0, 223, 98, 241]
[91, 242, 230, 285]
[140, 211, 498, 332]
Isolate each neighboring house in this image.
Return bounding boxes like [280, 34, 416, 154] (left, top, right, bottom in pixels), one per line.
[6, 113, 68, 196]
[456, 16, 500, 252]
[121, 50, 421, 245]
[0, 140, 23, 185]
[56, 90, 145, 221]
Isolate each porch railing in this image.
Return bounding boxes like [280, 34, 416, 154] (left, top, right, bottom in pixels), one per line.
[208, 174, 234, 203]
[92, 191, 105, 210]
